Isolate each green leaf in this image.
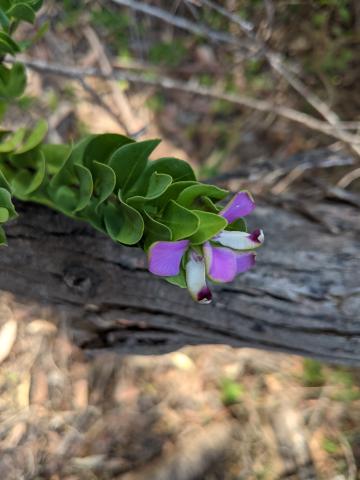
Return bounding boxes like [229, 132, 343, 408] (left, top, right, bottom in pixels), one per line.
[142, 210, 172, 250]
[109, 139, 160, 193]
[165, 269, 187, 288]
[41, 143, 72, 175]
[226, 217, 247, 232]
[25, 151, 46, 195]
[0, 1, 10, 11]
[201, 196, 221, 213]
[49, 152, 77, 201]
[11, 170, 32, 197]
[79, 203, 106, 233]
[0, 128, 25, 152]
[15, 119, 47, 154]
[7, 3, 35, 23]
[0, 206, 9, 222]
[146, 157, 196, 182]
[0, 225, 6, 245]
[11, 154, 46, 197]
[0, 187, 17, 219]
[65, 135, 94, 167]
[161, 200, 199, 240]
[54, 185, 77, 213]
[48, 141, 88, 207]
[0, 63, 26, 99]
[91, 161, 116, 210]
[0, 8, 10, 30]
[104, 193, 144, 245]
[177, 184, 228, 209]
[0, 31, 20, 55]
[127, 172, 172, 209]
[5, 63, 26, 98]
[0, 169, 10, 190]
[152, 180, 197, 207]
[72, 164, 93, 213]
[0, 100, 6, 120]
[26, 0, 43, 11]
[47, 139, 94, 206]
[83, 133, 134, 168]
[190, 210, 227, 244]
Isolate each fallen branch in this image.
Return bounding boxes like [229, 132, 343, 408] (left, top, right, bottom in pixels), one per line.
[1, 196, 360, 365]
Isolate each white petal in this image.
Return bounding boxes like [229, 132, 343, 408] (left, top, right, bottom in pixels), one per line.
[214, 229, 264, 250]
[185, 250, 212, 304]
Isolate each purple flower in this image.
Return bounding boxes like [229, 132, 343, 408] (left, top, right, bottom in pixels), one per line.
[148, 191, 264, 303]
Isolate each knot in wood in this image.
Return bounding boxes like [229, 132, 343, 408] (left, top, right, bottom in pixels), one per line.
[63, 264, 99, 296]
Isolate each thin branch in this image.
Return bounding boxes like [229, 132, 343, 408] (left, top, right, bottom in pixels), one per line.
[112, 0, 360, 155]
[79, 77, 130, 132]
[83, 26, 146, 138]
[199, 0, 254, 33]
[199, 0, 339, 122]
[108, 0, 249, 48]
[337, 167, 360, 188]
[198, 0, 360, 156]
[10, 56, 360, 146]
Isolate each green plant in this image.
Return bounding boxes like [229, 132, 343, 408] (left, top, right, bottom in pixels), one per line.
[302, 359, 325, 387]
[0, 1, 264, 303]
[220, 378, 245, 406]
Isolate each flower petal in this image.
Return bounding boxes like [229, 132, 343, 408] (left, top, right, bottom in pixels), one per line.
[148, 240, 189, 276]
[236, 252, 256, 274]
[219, 191, 255, 223]
[213, 228, 264, 250]
[186, 250, 212, 303]
[204, 242, 237, 283]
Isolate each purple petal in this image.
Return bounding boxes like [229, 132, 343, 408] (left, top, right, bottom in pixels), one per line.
[213, 229, 264, 250]
[236, 252, 256, 274]
[148, 240, 189, 276]
[204, 243, 237, 283]
[186, 250, 212, 303]
[219, 191, 255, 223]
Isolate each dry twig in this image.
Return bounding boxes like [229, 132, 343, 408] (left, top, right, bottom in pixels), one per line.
[109, 0, 250, 48]
[111, 0, 360, 156]
[10, 56, 360, 146]
[337, 167, 360, 188]
[83, 26, 145, 138]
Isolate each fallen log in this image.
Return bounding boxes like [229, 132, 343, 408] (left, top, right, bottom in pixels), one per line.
[0, 198, 359, 364]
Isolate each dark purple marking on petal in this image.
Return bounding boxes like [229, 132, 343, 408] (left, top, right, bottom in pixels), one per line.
[197, 286, 212, 304]
[148, 240, 189, 276]
[249, 228, 264, 244]
[219, 191, 255, 223]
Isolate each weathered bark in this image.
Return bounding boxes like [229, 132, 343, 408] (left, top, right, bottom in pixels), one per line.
[0, 198, 359, 364]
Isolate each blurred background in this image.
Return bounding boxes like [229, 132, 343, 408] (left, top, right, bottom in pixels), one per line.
[1, 1, 360, 478]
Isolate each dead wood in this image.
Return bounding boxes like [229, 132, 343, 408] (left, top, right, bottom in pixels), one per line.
[0, 197, 359, 364]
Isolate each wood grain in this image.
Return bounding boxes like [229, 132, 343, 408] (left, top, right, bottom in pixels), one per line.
[0, 199, 359, 364]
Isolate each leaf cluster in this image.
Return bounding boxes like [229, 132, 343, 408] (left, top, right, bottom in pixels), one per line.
[0, 0, 250, 295]
[0, 125, 246, 252]
[0, 0, 43, 116]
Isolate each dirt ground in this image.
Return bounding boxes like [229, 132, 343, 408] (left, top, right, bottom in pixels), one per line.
[0, 293, 359, 480]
